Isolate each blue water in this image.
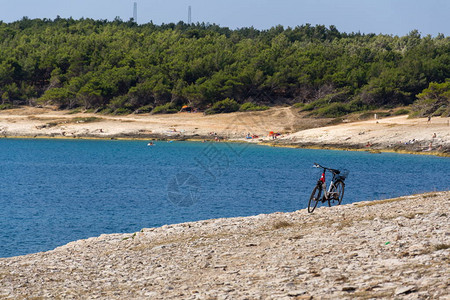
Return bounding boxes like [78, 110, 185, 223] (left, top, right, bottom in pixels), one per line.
[0, 139, 449, 257]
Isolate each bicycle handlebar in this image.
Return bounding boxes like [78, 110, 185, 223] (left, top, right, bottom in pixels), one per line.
[313, 163, 340, 174]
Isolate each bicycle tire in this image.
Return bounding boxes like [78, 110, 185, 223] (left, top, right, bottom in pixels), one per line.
[328, 180, 344, 207]
[308, 185, 321, 213]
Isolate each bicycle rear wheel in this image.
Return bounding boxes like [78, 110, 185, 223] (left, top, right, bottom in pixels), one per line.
[308, 185, 321, 213]
[328, 180, 344, 207]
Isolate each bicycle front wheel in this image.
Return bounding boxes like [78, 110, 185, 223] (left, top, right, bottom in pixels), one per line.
[328, 180, 344, 207]
[308, 185, 321, 213]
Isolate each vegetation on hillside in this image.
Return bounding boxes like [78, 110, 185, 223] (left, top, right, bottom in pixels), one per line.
[0, 17, 449, 116]
[412, 80, 450, 117]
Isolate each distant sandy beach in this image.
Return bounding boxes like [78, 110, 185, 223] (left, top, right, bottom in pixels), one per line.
[0, 106, 449, 156]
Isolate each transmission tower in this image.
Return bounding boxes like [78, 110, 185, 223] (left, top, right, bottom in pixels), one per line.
[133, 2, 138, 23]
[188, 6, 192, 25]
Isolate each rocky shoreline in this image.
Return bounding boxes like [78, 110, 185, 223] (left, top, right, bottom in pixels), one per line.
[1, 107, 449, 156]
[3, 134, 449, 157]
[1, 191, 449, 299]
[262, 141, 450, 157]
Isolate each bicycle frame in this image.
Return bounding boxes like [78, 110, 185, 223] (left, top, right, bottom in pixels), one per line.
[317, 168, 339, 201]
[314, 163, 342, 201]
[309, 163, 346, 213]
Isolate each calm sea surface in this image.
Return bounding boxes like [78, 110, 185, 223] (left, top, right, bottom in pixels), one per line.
[1, 138, 449, 257]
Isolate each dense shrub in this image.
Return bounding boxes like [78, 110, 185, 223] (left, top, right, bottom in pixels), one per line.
[135, 105, 153, 114]
[292, 102, 305, 108]
[114, 107, 133, 115]
[204, 98, 240, 114]
[301, 98, 329, 112]
[239, 102, 270, 111]
[0, 103, 14, 110]
[151, 103, 179, 114]
[393, 108, 410, 116]
[412, 81, 450, 117]
[314, 103, 352, 117]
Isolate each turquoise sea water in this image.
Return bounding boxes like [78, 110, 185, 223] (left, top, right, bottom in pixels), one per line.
[0, 138, 449, 257]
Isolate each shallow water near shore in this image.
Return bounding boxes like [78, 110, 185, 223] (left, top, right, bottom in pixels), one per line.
[0, 138, 449, 257]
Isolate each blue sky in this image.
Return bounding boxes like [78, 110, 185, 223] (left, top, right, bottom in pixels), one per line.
[1, 0, 449, 36]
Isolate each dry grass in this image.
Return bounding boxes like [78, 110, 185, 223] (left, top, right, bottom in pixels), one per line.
[122, 233, 136, 241]
[354, 191, 448, 208]
[354, 197, 408, 207]
[288, 235, 303, 240]
[422, 193, 439, 198]
[27, 115, 50, 120]
[434, 244, 449, 251]
[334, 276, 348, 283]
[272, 220, 294, 230]
[336, 219, 354, 230]
[402, 212, 425, 219]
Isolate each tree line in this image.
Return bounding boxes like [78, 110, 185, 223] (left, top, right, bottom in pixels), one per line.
[0, 17, 449, 116]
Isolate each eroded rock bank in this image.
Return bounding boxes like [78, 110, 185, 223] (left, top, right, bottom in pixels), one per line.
[1, 191, 449, 299]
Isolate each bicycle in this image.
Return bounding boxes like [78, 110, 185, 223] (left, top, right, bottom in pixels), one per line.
[308, 163, 349, 213]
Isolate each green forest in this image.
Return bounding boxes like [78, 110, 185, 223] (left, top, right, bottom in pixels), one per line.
[0, 17, 449, 117]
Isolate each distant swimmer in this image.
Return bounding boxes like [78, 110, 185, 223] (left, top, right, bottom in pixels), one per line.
[147, 141, 155, 146]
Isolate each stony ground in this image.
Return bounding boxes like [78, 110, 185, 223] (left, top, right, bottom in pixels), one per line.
[1, 191, 449, 299]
